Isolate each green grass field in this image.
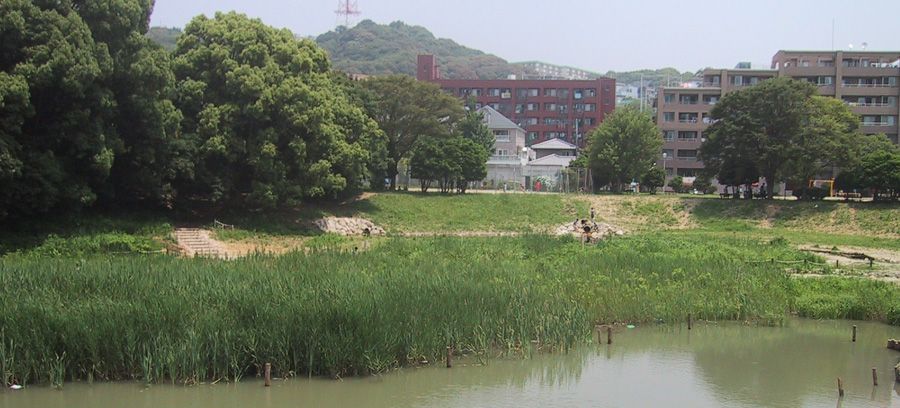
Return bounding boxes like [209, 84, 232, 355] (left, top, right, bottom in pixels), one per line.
[1, 192, 898, 386]
[3, 234, 896, 385]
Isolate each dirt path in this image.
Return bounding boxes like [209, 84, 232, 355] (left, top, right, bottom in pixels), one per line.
[797, 244, 900, 284]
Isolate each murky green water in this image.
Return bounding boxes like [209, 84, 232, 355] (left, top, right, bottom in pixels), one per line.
[3, 319, 899, 408]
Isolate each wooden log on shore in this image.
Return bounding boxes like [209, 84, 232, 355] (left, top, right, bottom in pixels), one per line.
[888, 338, 899, 350]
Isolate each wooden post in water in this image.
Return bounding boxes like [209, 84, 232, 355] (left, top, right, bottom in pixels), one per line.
[837, 377, 844, 397]
[446, 346, 452, 368]
[606, 326, 612, 345]
[852, 325, 857, 342]
[688, 313, 692, 330]
[872, 367, 877, 386]
[264, 363, 271, 387]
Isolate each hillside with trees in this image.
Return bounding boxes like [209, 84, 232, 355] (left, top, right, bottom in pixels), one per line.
[603, 68, 696, 85]
[146, 26, 181, 51]
[316, 20, 523, 79]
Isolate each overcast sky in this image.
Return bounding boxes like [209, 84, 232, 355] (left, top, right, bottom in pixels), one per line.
[150, 0, 900, 73]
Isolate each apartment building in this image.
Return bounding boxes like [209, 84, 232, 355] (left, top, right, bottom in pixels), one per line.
[656, 50, 900, 179]
[772, 50, 900, 144]
[417, 55, 616, 147]
[517, 61, 599, 80]
[655, 67, 777, 177]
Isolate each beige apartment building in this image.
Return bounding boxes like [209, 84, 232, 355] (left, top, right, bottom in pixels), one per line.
[655, 50, 900, 180]
[655, 67, 776, 178]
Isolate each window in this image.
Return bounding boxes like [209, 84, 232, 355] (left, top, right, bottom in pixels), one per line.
[488, 103, 500, 110]
[817, 59, 834, 67]
[664, 93, 675, 103]
[488, 88, 501, 97]
[500, 89, 512, 99]
[524, 117, 538, 125]
[528, 88, 539, 97]
[516, 88, 528, 98]
[584, 88, 596, 97]
[527, 131, 538, 142]
[678, 113, 698, 123]
[678, 131, 698, 140]
[557, 89, 569, 98]
[704, 95, 719, 105]
[557, 132, 567, 139]
[574, 90, 583, 99]
[663, 112, 675, 122]
[526, 103, 539, 111]
[470, 89, 482, 96]
[515, 104, 525, 114]
[442, 88, 455, 95]
[493, 130, 510, 142]
[677, 168, 697, 177]
[495, 149, 510, 156]
[544, 88, 558, 97]
[583, 104, 596, 112]
[663, 131, 676, 141]
[544, 103, 558, 111]
[800, 60, 810, 67]
[677, 149, 698, 160]
[662, 149, 674, 158]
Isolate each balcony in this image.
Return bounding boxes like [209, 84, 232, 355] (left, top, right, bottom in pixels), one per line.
[842, 66, 900, 77]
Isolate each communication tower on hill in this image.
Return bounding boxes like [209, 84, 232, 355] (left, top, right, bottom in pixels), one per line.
[335, 1, 362, 27]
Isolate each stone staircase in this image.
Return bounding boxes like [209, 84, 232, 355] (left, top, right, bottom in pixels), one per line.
[174, 228, 226, 258]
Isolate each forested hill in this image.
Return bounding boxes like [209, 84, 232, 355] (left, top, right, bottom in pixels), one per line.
[315, 20, 523, 79]
[147, 26, 181, 51]
[145, 20, 696, 83]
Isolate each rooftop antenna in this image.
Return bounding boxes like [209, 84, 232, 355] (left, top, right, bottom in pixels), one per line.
[335, 0, 361, 27]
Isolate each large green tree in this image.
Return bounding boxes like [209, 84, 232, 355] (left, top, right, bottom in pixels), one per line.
[171, 12, 383, 208]
[362, 75, 464, 190]
[458, 110, 494, 153]
[409, 136, 487, 193]
[0, 0, 117, 218]
[585, 106, 662, 192]
[783, 96, 859, 199]
[701, 78, 826, 198]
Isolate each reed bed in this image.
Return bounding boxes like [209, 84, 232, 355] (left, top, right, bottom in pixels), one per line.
[0, 234, 884, 386]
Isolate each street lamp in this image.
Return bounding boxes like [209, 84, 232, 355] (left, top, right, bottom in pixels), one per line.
[662, 152, 669, 193]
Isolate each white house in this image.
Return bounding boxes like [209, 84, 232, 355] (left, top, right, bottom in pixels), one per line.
[478, 106, 528, 187]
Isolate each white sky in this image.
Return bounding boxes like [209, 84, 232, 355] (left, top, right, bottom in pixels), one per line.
[150, 0, 900, 72]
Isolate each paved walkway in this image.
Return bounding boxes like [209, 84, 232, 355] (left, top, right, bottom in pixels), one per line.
[173, 228, 227, 258]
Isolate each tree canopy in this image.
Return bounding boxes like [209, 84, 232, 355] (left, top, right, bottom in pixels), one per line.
[699, 77, 856, 198]
[171, 12, 383, 207]
[361, 75, 464, 189]
[585, 106, 662, 192]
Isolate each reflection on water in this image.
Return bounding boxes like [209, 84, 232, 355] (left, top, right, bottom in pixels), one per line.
[2, 319, 898, 408]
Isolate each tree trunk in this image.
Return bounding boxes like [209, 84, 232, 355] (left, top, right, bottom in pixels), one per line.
[386, 160, 399, 191]
[765, 173, 776, 200]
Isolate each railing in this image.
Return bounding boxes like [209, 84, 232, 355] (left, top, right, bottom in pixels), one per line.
[845, 102, 894, 107]
[489, 155, 523, 162]
[841, 83, 898, 88]
[678, 119, 699, 123]
[861, 122, 895, 127]
[679, 100, 699, 105]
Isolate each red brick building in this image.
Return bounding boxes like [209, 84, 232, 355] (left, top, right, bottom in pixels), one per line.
[417, 55, 615, 146]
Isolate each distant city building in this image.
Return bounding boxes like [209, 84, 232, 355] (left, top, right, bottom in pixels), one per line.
[417, 55, 616, 147]
[517, 61, 599, 80]
[655, 49, 900, 181]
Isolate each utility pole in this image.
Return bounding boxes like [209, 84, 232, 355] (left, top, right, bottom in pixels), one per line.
[640, 73, 645, 112]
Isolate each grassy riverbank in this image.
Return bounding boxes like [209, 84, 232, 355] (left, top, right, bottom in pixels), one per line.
[2, 234, 898, 385]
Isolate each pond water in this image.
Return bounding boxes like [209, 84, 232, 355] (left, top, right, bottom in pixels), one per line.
[2, 319, 899, 408]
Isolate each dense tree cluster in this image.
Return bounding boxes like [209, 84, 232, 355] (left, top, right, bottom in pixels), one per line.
[0, 3, 486, 220]
[700, 77, 897, 200]
[584, 106, 663, 192]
